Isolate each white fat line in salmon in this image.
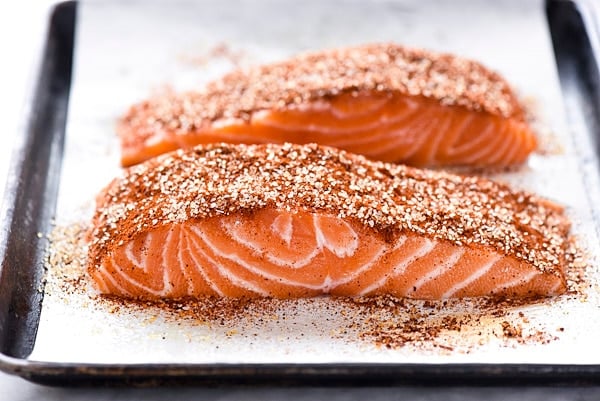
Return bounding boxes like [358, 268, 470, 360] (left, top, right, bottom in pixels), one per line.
[254, 100, 416, 137]
[191, 222, 401, 293]
[222, 220, 322, 269]
[270, 214, 293, 246]
[441, 254, 502, 298]
[162, 229, 174, 294]
[325, 243, 389, 289]
[419, 110, 452, 164]
[496, 128, 521, 163]
[410, 248, 466, 294]
[97, 262, 138, 297]
[104, 233, 180, 297]
[102, 255, 172, 297]
[179, 228, 196, 295]
[313, 216, 359, 258]
[125, 236, 145, 272]
[320, 236, 413, 290]
[462, 124, 507, 164]
[496, 270, 538, 293]
[447, 116, 493, 157]
[191, 225, 329, 291]
[362, 115, 434, 158]
[359, 238, 436, 296]
[547, 280, 564, 296]
[187, 230, 269, 296]
[185, 232, 226, 296]
[486, 124, 513, 165]
[222, 214, 362, 267]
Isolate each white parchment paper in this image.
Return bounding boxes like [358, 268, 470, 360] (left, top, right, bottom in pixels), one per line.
[28, 0, 600, 365]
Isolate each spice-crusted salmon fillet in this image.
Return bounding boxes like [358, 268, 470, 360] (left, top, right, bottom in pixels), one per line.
[118, 43, 537, 168]
[88, 143, 569, 300]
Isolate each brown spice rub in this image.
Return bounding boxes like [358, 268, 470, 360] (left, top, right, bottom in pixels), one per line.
[89, 142, 570, 277]
[121, 43, 525, 143]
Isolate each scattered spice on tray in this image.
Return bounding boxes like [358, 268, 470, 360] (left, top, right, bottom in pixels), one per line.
[563, 236, 590, 299]
[43, 221, 90, 298]
[101, 295, 282, 325]
[43, 221, 587, 353]
[501, 320, 522, 338]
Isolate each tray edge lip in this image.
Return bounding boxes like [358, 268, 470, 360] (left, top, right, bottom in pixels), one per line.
[7, 359, 600, 384]
[0, 0, 77, 374]
[578, 0, 600, 65]
[0, 2, 59, 266]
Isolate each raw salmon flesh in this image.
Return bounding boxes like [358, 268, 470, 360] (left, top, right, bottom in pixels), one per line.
[88, 143, 569, 300]
[118, 43, 537, 168]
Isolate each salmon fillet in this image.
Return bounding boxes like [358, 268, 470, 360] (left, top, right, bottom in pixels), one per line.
[119, 43, 536, 168]
[88, 143, 569, 300]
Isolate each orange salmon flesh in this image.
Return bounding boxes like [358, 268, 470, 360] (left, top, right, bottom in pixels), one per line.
[119, 91, 537, 168]
[89, 208, 564, 300]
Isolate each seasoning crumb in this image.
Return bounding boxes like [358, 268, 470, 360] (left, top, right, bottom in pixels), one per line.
[501, 321, 522, 338]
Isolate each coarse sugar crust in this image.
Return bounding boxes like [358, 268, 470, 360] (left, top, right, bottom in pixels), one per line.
[89, 142, 570, 277]
[120, 43, 526, 142]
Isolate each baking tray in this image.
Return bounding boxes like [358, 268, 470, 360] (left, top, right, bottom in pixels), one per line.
[2, 0, 600, 386]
